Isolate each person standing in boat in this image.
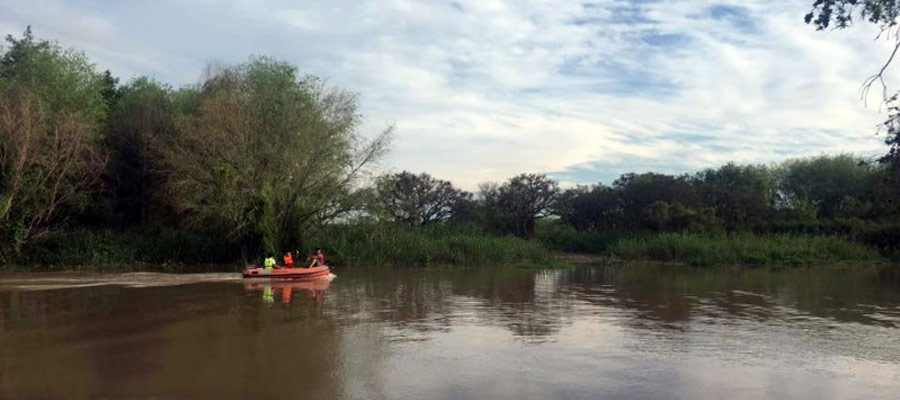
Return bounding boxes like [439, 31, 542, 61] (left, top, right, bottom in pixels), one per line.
[307, 248, 325, 268]
[282, 251, 294, 268]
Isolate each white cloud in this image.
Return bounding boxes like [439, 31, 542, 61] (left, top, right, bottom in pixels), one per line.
[0, 0, 893, 189]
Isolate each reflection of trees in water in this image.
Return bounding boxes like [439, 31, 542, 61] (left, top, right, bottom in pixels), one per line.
[562, 264, 900, 329]
[564, 266, 695, 329]
[327, 268, 457, 334]
[328, 268, 576, 339]
[451, 268, 574, 338]
[328, 264, 899, 339]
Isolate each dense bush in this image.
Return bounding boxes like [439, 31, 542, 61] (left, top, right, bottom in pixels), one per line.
[12, 228, 239, 270]
[536, 221, 622, 254]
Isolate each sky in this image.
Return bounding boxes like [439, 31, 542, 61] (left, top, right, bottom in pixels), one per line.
[0, 0, 895, 189]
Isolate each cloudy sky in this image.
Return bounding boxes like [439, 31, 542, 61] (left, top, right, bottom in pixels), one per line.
[0, 0, 894, 189]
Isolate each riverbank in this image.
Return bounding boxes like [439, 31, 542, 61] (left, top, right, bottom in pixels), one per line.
[544, 232, 885, 267]
[2, 225, 891, 271]
[5, 224, 549, 271]
[608, 233, 882, 267]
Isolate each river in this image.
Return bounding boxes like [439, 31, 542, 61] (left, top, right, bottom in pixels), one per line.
[1, 264, 899, 399]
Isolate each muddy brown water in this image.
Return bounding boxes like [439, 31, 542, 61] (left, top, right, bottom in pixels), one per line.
[1, 264, 899, 399]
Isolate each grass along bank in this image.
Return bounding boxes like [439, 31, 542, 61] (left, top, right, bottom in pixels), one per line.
[5, 223, 550, 271]
[540, 230, 883, 267]
[7, 228, 240, 271]
[5, 223, 886, 271]
[312, 223, 549, 267]
[313, 223, 885, 268]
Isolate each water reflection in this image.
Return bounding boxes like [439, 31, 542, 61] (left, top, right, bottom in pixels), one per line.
[244, 278, 330, 307]
[559, 265, 900, 330]
[1, 264, 899, 399]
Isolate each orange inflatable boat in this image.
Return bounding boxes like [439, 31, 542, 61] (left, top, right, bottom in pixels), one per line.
[241, 265, 331, 279]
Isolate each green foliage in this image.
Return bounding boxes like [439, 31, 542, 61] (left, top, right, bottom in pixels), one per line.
[480, 173, 559, 238]
[857, 222, 900, 259]
[776, 154, 873, 218]
[608, 233, 881, 266]
[13, 227, 239, 269]
[536, 221, 622, 253]
[0, 28, 107, 261]
[642, 201, 723, 233]
[101, 77, 176, 225]
[1, 27, 107, 125]
[153, 57, 390, 257]
[695, 163, 772, 231]
[614, 172, 699, 230]
[806, 0, 899, 31]
[555, 184, 622, 231]
[311, 222, 548, 267]
[371, 171, 470, 226]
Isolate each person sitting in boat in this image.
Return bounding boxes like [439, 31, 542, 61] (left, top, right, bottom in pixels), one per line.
[263, 254, 277, 271]
[282, 251, 294, 268]
[307, 248, 325, 268]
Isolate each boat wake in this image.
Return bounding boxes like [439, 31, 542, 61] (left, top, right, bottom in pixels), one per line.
[0, 272, 243, 291]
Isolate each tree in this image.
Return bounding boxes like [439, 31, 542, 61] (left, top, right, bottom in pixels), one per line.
[555, 184, 623, 231]
[0, 27, 107, 123]
[612, 173, 699, 230]
[373, 171, 469, 226]
[0, 28, 107, 259]
[153, 57, 390, 257]
[867, 164, 900, 216]
[806, 1, 900, 171]
[102, 77, 175, 225]
[694, 163, 773, 231]
[776, 155, 873, 219]
[480, 173, 559, 238]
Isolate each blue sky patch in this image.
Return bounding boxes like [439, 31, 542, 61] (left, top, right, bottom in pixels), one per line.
[705, 4, 757, 34]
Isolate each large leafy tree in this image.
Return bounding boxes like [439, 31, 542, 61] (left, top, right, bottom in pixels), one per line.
[102, 77, 175, 225]
[612, 173, 699, 230]
[555, 184, 623, 231]
[694, 163, 773, 231]
[776, 154, 873, 218]
[154, 57, 390, 257]
[480, 173, 559, 238]
[0, 28, 107, 260]
[373, 171, 470, 226]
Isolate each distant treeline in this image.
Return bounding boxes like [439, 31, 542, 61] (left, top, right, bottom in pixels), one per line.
[371, 155, 900, 257]
[1, 28, 898, 267]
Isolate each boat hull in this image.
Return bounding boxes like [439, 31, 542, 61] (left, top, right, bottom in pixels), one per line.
[242, 265, 330, 279]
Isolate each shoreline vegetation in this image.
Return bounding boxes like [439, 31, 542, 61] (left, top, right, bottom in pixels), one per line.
[1, 28, 899, 272]
[3, 223, 892, 272]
